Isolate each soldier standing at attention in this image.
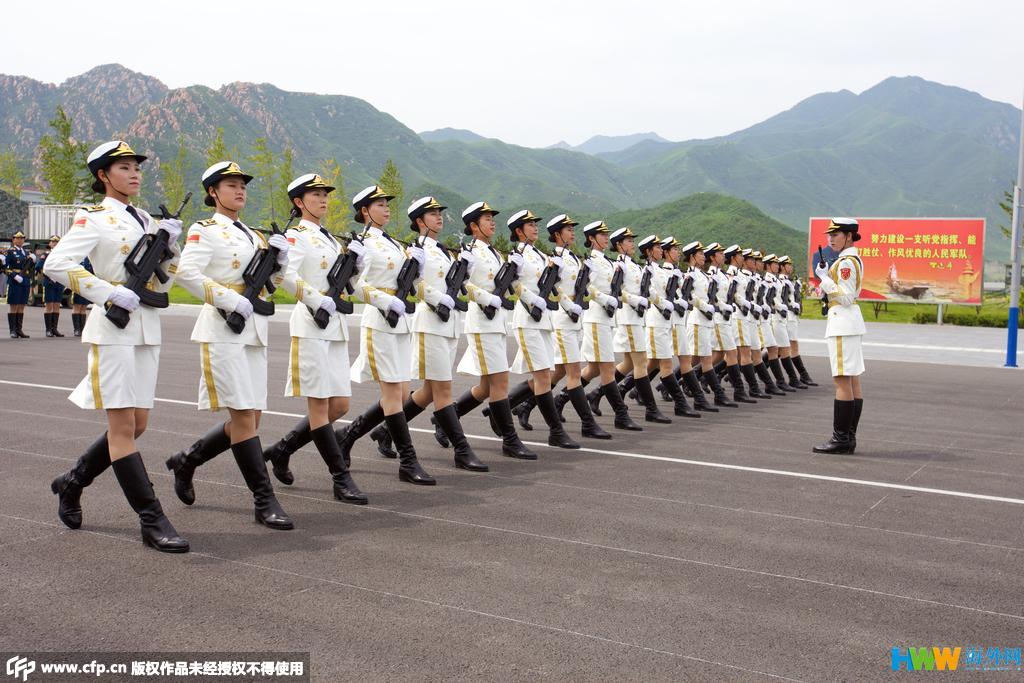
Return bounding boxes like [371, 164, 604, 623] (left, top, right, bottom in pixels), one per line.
[813, 218, 866, 454]
[5, 230, 33, 338]
[38, 235, 67, 337]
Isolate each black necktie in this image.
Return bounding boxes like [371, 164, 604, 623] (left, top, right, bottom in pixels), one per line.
[125, 205, 145, 229]
[233, 221, 254, 244]
[489, 245, 500, 262]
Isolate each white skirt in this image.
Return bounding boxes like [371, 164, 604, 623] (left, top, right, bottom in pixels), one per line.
[771, 317, 791, 347]
[712, 321, 737, 352]
[740, 318, 759, 350]
[583, 322, 615, 363]
[647, 326, 674, 360]
[613, 324, 647, 354]
[351, 326, 411, 383]
[787, 316, 799, 341]
[552, 327, 582, 365]
[686, 323, 713, 357]
[285, 337, 351, 398]
[758, 319, 777, 348]
[412, 332, 458, 382]
[828, 335, 865, 377]
[511, 327, 554, 374]
[457, 332, 510, 377]
[671, 325, 689, 357]
[70, 344, 160, 410]
[199, 342, 267, 411]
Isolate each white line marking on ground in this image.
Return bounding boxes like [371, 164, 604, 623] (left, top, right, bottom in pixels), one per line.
[797, 338, 1020, 355]
[0, 513, 802, 681]
[4, 378, 1024, 507]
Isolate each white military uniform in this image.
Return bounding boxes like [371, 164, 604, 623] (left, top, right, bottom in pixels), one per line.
[754, 271, 777, 348]
[457, 239, 510, 376]
[178, 213, 270, 411]
[613, 255, 648, 354]
[765, 271, 792, 347]
[44, 197, 178, 409]
[709, 265, 737, 352]
[821, 247, 866, 376]
[582, 249, 618, 363]
[732, 266, 759, 350]
[410, 235, 461, 381]
[668, 266, 692, 357]
[644, 262, 674, 359]
[280, 219, 354, 398]
[550, 245, 584, 365]
[510, 242, 555, 374]
[684, 268, 715, 357]
[350, 225, 412, 383]
[782, 274, 801, 341]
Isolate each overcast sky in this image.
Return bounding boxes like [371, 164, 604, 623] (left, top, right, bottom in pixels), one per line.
[4, 0, 1022, 147]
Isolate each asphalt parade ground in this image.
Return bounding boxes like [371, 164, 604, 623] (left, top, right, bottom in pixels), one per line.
[1, 311, 1021, 681]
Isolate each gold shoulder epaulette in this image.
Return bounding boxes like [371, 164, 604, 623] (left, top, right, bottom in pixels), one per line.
[83, 204, 106, 213]
[197, 218, 218, 227]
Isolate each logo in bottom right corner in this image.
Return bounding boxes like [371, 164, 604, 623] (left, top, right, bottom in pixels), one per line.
[891, 646, 1021, 672]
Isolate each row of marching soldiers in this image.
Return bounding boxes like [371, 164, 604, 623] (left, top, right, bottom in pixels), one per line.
[43, 140, 816, 555]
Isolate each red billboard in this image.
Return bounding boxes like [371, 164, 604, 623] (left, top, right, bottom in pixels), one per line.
[807, 217, 986, 305]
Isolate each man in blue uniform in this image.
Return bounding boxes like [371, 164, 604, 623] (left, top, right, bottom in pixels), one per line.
[5, 231, 34, 338]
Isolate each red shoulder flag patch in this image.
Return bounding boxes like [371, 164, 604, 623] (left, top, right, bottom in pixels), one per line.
[186, 234, 201, 242]
[73, 218, 87, 227]
[840, 267, 852, 280]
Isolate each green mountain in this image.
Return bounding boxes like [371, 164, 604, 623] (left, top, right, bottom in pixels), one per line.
[1, 66, 1016, 259]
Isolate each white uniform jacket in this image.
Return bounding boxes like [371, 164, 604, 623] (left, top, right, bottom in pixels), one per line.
[44, 196, 179, 346]
[614, 255, 647, 326]
[178, 213, 270, 347]
[550, 246, 584, 332]
[355, 225, 411, 335]
[582, 250, 618, 326]
[511, 242, 555, 331]
[463, 239, 508, 335]
[821, 246, 866, 337]
[410, 235, 459, 339]
[281, 219, 353, 342]
[684, 268, 716, 329]
[643, 261, 673, 329]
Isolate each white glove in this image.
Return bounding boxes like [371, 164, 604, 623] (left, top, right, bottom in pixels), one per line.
[28, 253, 37, 262]
[106, 284, 140, 312]
[659, 301, 673, 314]
[154, 218, 183, 242]
[268, 233, 290, 265]
[12, 274, 23, 284]
[584, 257, 597, 270]
[317, 297, 336, 316]
[438, 293, 455, 311]
[519, 288, 540, 307]
[596, 292, 616, 308]
[488, 294, 503, 309]
[508, 251, 525, 269]
[675, 298, 691, 311]
[551, 256, 566, 277]
[408, 245, 426, 268]
[458, 249, 476, 273]
[232, 296, 253, 319]
[721, 303, 734, 314]
[636, 296, 649, 309]
[814, 262, 830, 281]
[347, 240, 367, 269]
[568, 303, 583, 317]
[386, 296, 406, 318]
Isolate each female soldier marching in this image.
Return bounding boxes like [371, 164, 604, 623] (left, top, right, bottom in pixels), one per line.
[45, 140, 188, 552]
[259, 173, 367, 504]
[166, 161, 295, 530]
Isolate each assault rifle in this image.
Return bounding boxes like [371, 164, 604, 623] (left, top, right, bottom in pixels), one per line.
[723, 279, 738, 321]
[222, 211, 294, 334]
[636, 262, 651, 316]
[483, 242, 522, 320]
[433, 239, 472, 323]
[606, 266, 624, 317]
[385, 235, 424, 328]
[105, 192, 191, 329]
[703, 277, 718, 321]
[312, 231, 362, 329]
[568, 257, 590, 323]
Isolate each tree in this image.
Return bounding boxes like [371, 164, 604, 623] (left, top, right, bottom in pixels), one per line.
[37, 106, 89, 204]
[321, 157, 350, 234]
[378, 159, 404, 227]
[205, 127, 229, 167]
[160, 135, 194, 229]
[275, 147, 294, 224]
[248, 137, 275, 225]
[0, 152, 24, 198]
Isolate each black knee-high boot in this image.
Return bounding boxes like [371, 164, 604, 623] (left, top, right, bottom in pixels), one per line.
[310, 424, 367, 504]
[112, 453, 189, 552]
[662, 373, 700, 418]
[635, 376, 671, 423]
[232, 436, 295, 529]
[713, 360, 727, 378]
[51, 311, 64, 337]
[781, 356, 808, 389]
[602, 381, 642, 430]
[706, 368, 738, 407]
[435, 389, 483, 448]
[741, 363, 768, 399]
[589, 369, 625, 416]
[72, 313, 85, 337]
[262, 417, 312, 485]
[536, 391, 579, 449]
[45, 312, 54, 337]
[851, 398, 863, 452]
[15, 313, 29, 338]
[489, 399, 538, 459]
[512, 393, 538, 430]
[683, 370, 717, 412]
[566, 385, 611, 439]
[385, 412, 435, 485]
[482, 382, 533, 436]
[166, 423, 231, 505]
[554, 376, 589, 422]
[728, 364, 757, 404]
[51, 433, 111, 529]
[370, 394, 426, 458]
[434, 404, 488, 471]
[8, 312, 17, 338]
[755, 361, 785, 396]
[769, 358, 796, 392]
[792, 355, 818, 386]
[335, 401, 386, 467]
[812, 400, 856, 455]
